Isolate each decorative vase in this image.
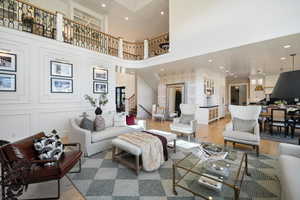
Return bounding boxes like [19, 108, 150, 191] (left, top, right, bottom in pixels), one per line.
[95, 107, 102, 115]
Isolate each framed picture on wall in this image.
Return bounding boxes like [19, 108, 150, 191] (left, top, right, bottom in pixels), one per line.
[50, 61, 73, 78]
[0, 73, 16, 92]
[0, 52, 17, 72]
[93, 68, 108, 81]
[51, 78, 73, 93]
[93, 81, 108, 94]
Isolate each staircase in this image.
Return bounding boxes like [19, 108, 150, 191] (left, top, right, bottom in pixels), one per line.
[127, 94, 137, 116]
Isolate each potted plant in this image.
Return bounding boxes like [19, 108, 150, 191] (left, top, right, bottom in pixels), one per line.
[84, 94, 108, 115]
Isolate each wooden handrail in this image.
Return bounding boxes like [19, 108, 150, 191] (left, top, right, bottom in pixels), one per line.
[138, 104, 152, 116]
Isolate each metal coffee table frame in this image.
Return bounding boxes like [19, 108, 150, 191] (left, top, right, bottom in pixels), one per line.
[172, 152, 250, 200]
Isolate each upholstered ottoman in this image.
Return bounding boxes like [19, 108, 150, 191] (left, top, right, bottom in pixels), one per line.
[112, 138, 142, 174]
[112, 130, 177, 175]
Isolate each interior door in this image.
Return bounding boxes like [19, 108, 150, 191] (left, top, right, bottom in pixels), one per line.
[230, 85, 247, 105]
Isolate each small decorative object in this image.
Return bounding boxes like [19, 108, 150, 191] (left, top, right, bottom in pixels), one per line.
[50, 61, 73, 78]
[198, 173, 223, 192]
[274, 100, 287, 108]
[51, 78, 73, 93]
[84, 94, 108, 115]
[254, 85, 264, 91]
[0, 73, 16, 92]
[93, 81, 108, 94]
[0, 52, 17, 72]
[93, 68, 108, 81]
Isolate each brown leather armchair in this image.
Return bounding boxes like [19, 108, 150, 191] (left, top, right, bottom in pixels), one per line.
[0, 132, 82, 200]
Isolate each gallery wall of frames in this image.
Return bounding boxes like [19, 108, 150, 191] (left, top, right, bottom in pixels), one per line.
[0, 27, 118, 142]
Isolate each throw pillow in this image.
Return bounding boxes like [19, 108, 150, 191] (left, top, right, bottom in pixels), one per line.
[33, 134, 64, 166]
[232, 118, 256, 134]
[80, 118, 94, 132]
[126, 115, 136, 125]
[114, 113, 126, 127]
[180, 114, 194, 124]
[94, 115, 105, 131]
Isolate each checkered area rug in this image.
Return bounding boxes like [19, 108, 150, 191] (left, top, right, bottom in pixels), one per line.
[68, 150, 281, 200]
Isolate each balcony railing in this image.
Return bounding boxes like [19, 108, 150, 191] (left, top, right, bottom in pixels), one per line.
[0, 0, 56, 39]
[0, 0, 169, 60]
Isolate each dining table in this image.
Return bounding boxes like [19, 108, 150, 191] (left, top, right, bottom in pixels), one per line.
[259, 111, 300, 144]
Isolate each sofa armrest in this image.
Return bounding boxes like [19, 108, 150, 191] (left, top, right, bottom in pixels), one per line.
[225, 122, 233, 131]
[135, 119, 147, 131]
[173, 117, 180, 124]
[69, 119, 91, 156]
[279, 143, 300, 158]
[190, 120, 198, 132]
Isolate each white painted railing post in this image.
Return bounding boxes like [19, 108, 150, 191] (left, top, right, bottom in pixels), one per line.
[118, 38, 123, 58]
[56, 12, 64, 42]
[144, 39, 149, 59]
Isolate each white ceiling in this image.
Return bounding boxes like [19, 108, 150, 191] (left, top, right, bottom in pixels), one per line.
[138, 33, 300, 80]
[73, 0, 169, 41]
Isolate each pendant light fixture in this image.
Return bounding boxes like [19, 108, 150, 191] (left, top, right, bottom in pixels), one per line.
[272, 54, 300, 100]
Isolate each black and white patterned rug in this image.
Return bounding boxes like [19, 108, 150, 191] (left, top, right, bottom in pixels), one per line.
[68, 149, 281, 200]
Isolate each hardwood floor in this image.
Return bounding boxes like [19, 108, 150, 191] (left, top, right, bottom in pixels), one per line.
[147, 116, 280, 156]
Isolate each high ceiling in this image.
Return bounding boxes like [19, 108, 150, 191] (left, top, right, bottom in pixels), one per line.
[73, 0, 169, 41]
[137, 33, 300, 80]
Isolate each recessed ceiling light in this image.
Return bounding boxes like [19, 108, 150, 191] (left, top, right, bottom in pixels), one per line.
[160, 11, 164, 15]
[280, 57, 286, 60]
[225, 70, 229, 73]
[208, 59, 213, 63]
[124, 17, 129, 20]
[283, 45, 291, 49]
[219, 66, 224, 69]
[101, 3, 106, 7]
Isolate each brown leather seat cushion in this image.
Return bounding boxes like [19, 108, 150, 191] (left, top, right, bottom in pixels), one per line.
[28, 150, 82, 183]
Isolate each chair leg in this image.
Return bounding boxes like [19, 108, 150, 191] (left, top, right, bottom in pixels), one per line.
[136, 155, 140, 175]
[256, 146, 259, 157]
[173, 140, 176, 153]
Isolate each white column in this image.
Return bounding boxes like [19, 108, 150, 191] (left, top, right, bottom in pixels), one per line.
[118, 38, 123, 58]
[144, 39, 149, 59]
[56, 12, 64, 42]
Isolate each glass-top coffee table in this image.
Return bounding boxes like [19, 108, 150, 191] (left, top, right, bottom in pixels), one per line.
[172, 144, 250, 200]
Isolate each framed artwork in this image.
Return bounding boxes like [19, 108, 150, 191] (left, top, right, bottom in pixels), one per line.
[0, 52, 17, 72]
[0, 73, 16, 92]
[93, 81, 108, 94]
[50, 61, 73, 78]
[93, 68, 108, 81]
[51, 78, 73, 93]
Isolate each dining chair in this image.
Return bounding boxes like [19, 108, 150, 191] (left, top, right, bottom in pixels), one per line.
[290, 110, 300, 138]
[269, 109, 289, 136]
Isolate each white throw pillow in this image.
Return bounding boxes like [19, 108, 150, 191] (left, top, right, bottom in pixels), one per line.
[114, 113, 126, 127]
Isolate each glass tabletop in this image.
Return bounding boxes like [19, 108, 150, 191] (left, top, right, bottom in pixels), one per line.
[173, 143, 248, 199]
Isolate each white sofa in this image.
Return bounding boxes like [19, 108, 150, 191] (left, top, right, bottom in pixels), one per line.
[69, 113, 146, 156]
[279, 143, 300, 200]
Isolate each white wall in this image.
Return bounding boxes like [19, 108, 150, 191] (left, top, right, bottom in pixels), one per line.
[158, 69, 226, 114]
[137, 75, 156, 119]
[116, 72, 135, 99]
[0, 27, 118, 142]
[170, 0, 300, 61]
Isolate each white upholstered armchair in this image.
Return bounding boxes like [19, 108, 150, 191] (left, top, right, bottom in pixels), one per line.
[170, 104, 197, 141]
[223, 105, 262, 156]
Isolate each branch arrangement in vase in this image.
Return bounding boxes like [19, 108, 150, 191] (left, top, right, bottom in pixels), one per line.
[84, 94, 108, 115]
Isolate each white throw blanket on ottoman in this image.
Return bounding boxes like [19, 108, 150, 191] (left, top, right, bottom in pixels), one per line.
[118, 132, 164, 171]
